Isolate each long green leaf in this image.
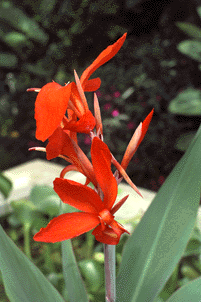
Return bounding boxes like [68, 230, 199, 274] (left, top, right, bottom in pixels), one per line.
[166, 277, 201, 301]
[0, 225, 65, 302]
[116, 126, 201, 302]
[0, 173, 12, 198]
[60, 202, 89, 302]
[61, 240, 89, 302]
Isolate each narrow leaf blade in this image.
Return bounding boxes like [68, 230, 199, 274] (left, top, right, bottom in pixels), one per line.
[0, 225, 65, 302]
[166, 277, 201, 302]
[116, 126, 201, 302]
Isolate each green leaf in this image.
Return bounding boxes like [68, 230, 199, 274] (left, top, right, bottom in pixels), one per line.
[60, 200, 89, 302]
[3, 32, 33, 52]
[0, 173, 12, 198]
[176, 22, 201, 40]
[30, 185, 75, 217]
[116, 125, 201, 302]
[10, 199, 41, 228]
[168, 88, 201, 115]
[175, 131, 197, 151]
[30, 185, 60, 216]
[0, 2, 48, 44]
[79, 259, 104, 292]
[0, 53, 18, 68]
[197, 6, 201, 20]
[166, 277, 201, 301]
[0, 224, 65, 302]
[159, 265, 179, 301]
[183, 227, 201, 256]
[177, 40, 201, 62]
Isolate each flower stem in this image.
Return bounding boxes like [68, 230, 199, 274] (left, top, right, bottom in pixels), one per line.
[24, 224, 31, 259]
[104, 244, 116, 302]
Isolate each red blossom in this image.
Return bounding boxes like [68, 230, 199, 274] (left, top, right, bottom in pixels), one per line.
[34, 137, 129, 245]
[30, 33, 127, 142]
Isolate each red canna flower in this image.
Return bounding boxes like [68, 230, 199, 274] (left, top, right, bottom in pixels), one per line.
[33, 137, 129, 245]
[29, 33, 127, 142]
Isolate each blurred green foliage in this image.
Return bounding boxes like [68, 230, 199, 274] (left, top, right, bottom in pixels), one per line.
[0, 0, 200, 191]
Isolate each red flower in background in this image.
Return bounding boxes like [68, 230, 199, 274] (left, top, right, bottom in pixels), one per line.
[29, 33, 127, 142]
[34, 137, 129, 245]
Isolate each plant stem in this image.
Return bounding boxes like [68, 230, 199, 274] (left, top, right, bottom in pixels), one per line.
[85, 230, 95, 258]
[24, 224, 31, 259]
[104, 244, 116, 302]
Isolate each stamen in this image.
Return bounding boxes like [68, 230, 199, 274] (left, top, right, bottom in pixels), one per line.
[27, 88, 41, 92]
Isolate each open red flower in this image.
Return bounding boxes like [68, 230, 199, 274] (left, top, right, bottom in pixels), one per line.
[33, 137, 129, 245]
[31, 33, 127, 142]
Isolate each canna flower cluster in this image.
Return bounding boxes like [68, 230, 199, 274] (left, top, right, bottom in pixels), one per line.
[29, 33, 154, 245]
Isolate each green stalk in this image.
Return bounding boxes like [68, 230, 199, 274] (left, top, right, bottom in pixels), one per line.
[104, 244, 116, 302]
[85, 230, 95, 258]
[23, 223, 31, 259]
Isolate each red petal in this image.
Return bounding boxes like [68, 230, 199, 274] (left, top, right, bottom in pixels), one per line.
[34, 212, 100, 243]
[94, 93, 103, 136]
[46, 126, 63, 160]
[84, 78, 101, 91]
[91, 137, 118, 210]
[121, 109, 154, 170]
[112, 157, 143, 197]
[137, 109, 154, 149]
[92, 223, 126, 245]
[69, 138, 97, 186]
[46, 129, 84, 176]
[54, 178, 104, 213]
[64, 111, 96, 133]
[80, 33, 127, 89]
[35, 82, 72, 141]
[111, 195, 129, 215]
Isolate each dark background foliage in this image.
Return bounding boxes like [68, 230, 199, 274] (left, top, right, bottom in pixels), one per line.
[0, 0, 201, 191]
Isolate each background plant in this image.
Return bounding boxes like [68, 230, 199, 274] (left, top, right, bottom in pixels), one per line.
[0, 0, 200, 192]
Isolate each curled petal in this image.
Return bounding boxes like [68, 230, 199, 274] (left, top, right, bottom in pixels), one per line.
[35, 82, 72, 141]
[91, 137, 118, 210]
[92, 219, 128, 245]
[84, 78, 101, 92]
[60, 164, 84, 178]
[64, 110, 96, 133]
[34, 212, 100, 243]
[80, 33, 127, 89]
[54, 178, 104, 213]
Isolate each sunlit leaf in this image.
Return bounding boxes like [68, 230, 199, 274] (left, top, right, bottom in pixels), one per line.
[168, 88, 201, 115]
[177, 40, 201, 62]
[176, 22, 201, 40]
